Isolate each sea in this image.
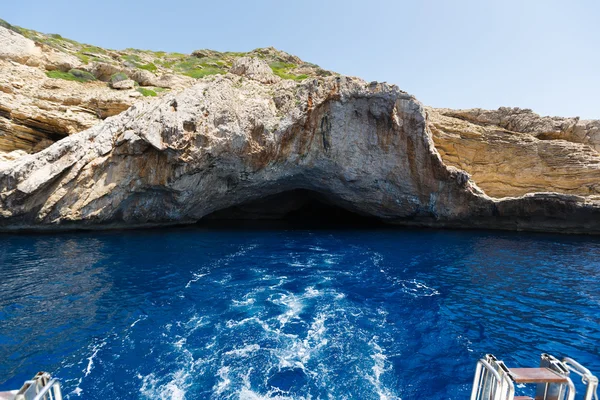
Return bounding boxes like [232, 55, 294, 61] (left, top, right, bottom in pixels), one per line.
[1, 225, 599, 399]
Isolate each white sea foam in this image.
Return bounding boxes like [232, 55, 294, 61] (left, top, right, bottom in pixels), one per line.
[224, 344, 261, 358]
[232, 297, 256, 306]
[363, 338, 401, 400]
[304, 286, 321, 297]
[237, 388, 301, 400]
[181, 313, 207, 333]
[147, 277, 400, 399]
[399, 279, 440, 297]
[70, 337, 110, 396]
[185, 272, 207, 288]
[214, 366, 231, 395]
[139, 370, 189, 400]
[130, 314, 147, 328]
[84, 344, 99, 377]
[272, 294, 304, 327]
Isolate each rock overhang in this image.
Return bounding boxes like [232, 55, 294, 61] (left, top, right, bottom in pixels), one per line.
[0, 63, 599, 233]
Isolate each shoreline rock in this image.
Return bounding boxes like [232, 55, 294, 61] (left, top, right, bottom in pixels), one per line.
[1, 21, 600, 234]
[1, 74, 599, 233]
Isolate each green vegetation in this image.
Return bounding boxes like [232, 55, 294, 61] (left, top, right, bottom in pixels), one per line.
[45, 69, 96, 82]
[75, 52, 90, 64]
[170, 56, 226, 79]
[139, 63, 157, 72]
[0, 18, 24, 35]
[12, 24, 83, 51]
[269, 62, 308, 81]
[1, 17, 328, 86]
[224, 51, 247, 57]
[0, 18, 13, 30]
[122, 54, 158, 73]
[69, 69, 96, 81]
[110, 72, 128, 83]
[80, 45, 106, 55]
[137, 87, 157, 97]
[183, 67, 224, 79]
[123, 54, 142, 64]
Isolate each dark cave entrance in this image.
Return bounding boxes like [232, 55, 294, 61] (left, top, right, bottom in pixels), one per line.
[199, 189, 386, 228]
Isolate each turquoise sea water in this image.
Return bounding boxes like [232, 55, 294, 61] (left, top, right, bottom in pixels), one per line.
[0, 227, 599, 399]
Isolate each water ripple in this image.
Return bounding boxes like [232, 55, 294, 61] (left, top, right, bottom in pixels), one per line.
[0, 229, 599, 399]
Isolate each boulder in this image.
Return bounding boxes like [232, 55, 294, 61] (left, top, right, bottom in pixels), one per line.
[230, 57, 280, 84]
[0, 26, 43, 65]
[111, 79, 135, 90]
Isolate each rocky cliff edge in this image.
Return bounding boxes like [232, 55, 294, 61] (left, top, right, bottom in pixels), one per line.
[1, 21, 599, 233]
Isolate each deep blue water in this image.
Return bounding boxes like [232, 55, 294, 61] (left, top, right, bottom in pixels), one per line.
[0, 227, 599, 399]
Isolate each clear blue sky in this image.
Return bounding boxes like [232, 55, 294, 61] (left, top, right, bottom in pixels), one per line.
[3, 0, 599, 118]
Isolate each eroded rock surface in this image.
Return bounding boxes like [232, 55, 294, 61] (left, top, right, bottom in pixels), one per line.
[1, 74, 599, 233]
[0, 59, 141, 152]
[429, 108, 600, 198]
[1, 20, 600, 233]
[230, 57, 281, 84]
[0, 22, 333, 155]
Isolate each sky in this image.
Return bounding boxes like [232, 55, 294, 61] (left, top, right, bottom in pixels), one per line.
[3, 0, 599, 118]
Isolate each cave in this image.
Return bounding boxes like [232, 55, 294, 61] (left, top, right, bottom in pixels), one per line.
[199, 189, 386, 228]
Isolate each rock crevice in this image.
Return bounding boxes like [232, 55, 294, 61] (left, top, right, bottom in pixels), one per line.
[1, 74, 599, 233]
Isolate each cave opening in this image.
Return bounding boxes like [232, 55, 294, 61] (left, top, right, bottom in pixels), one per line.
[199, 189, 387, 229]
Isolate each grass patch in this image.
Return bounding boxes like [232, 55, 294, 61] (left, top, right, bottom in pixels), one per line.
[122, 55, 157, 73]
[137, 87, 157, 97]
[183, 67, 224, 79]
[110, 72, 128, 83]
[45, 69, 96, 82]
[224, 51, 247, 57]
[0, 18, 20, 34]
[171, 56, 226, 79]
[174, 57, 201, 71]
[123, 54, 142, 63]
[269, 62, 308, 81]
[81, 45, 106, 55]
[75, 52, 90, 64]
[155, 59, 175, 68]
[69, 69, 96, 81]
[139, 63, 157, 72]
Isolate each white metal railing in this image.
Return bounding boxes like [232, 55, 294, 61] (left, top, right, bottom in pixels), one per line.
[471, 355, 515, 400]
[471, 354, 598, 400]
[563, 357, 599, 400]
[539, 353, 575, 400]
[13, 373, 62, 400]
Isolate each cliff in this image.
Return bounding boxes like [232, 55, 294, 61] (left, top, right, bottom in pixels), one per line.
[1, 21, 599, 233]
[0, 19, 327, 153]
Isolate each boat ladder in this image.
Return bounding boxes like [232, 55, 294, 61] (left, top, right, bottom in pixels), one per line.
[471, 353, 598, 400]
[0, 372, 62, 400]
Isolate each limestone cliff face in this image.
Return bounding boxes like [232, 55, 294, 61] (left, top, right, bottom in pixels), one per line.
[0, 23, 329, 154]
[0, 26, 146, 152]
[1, 65, 599, 233]
[1, 21, 600, 233]
[0, 74, 470, 227]
[429, 108, 600, 198]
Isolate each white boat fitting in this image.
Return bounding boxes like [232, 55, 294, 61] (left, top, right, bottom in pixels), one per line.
[0, 372, 62, 400]
[472, 353, 599, 400]
[0, 354, 596, 399]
